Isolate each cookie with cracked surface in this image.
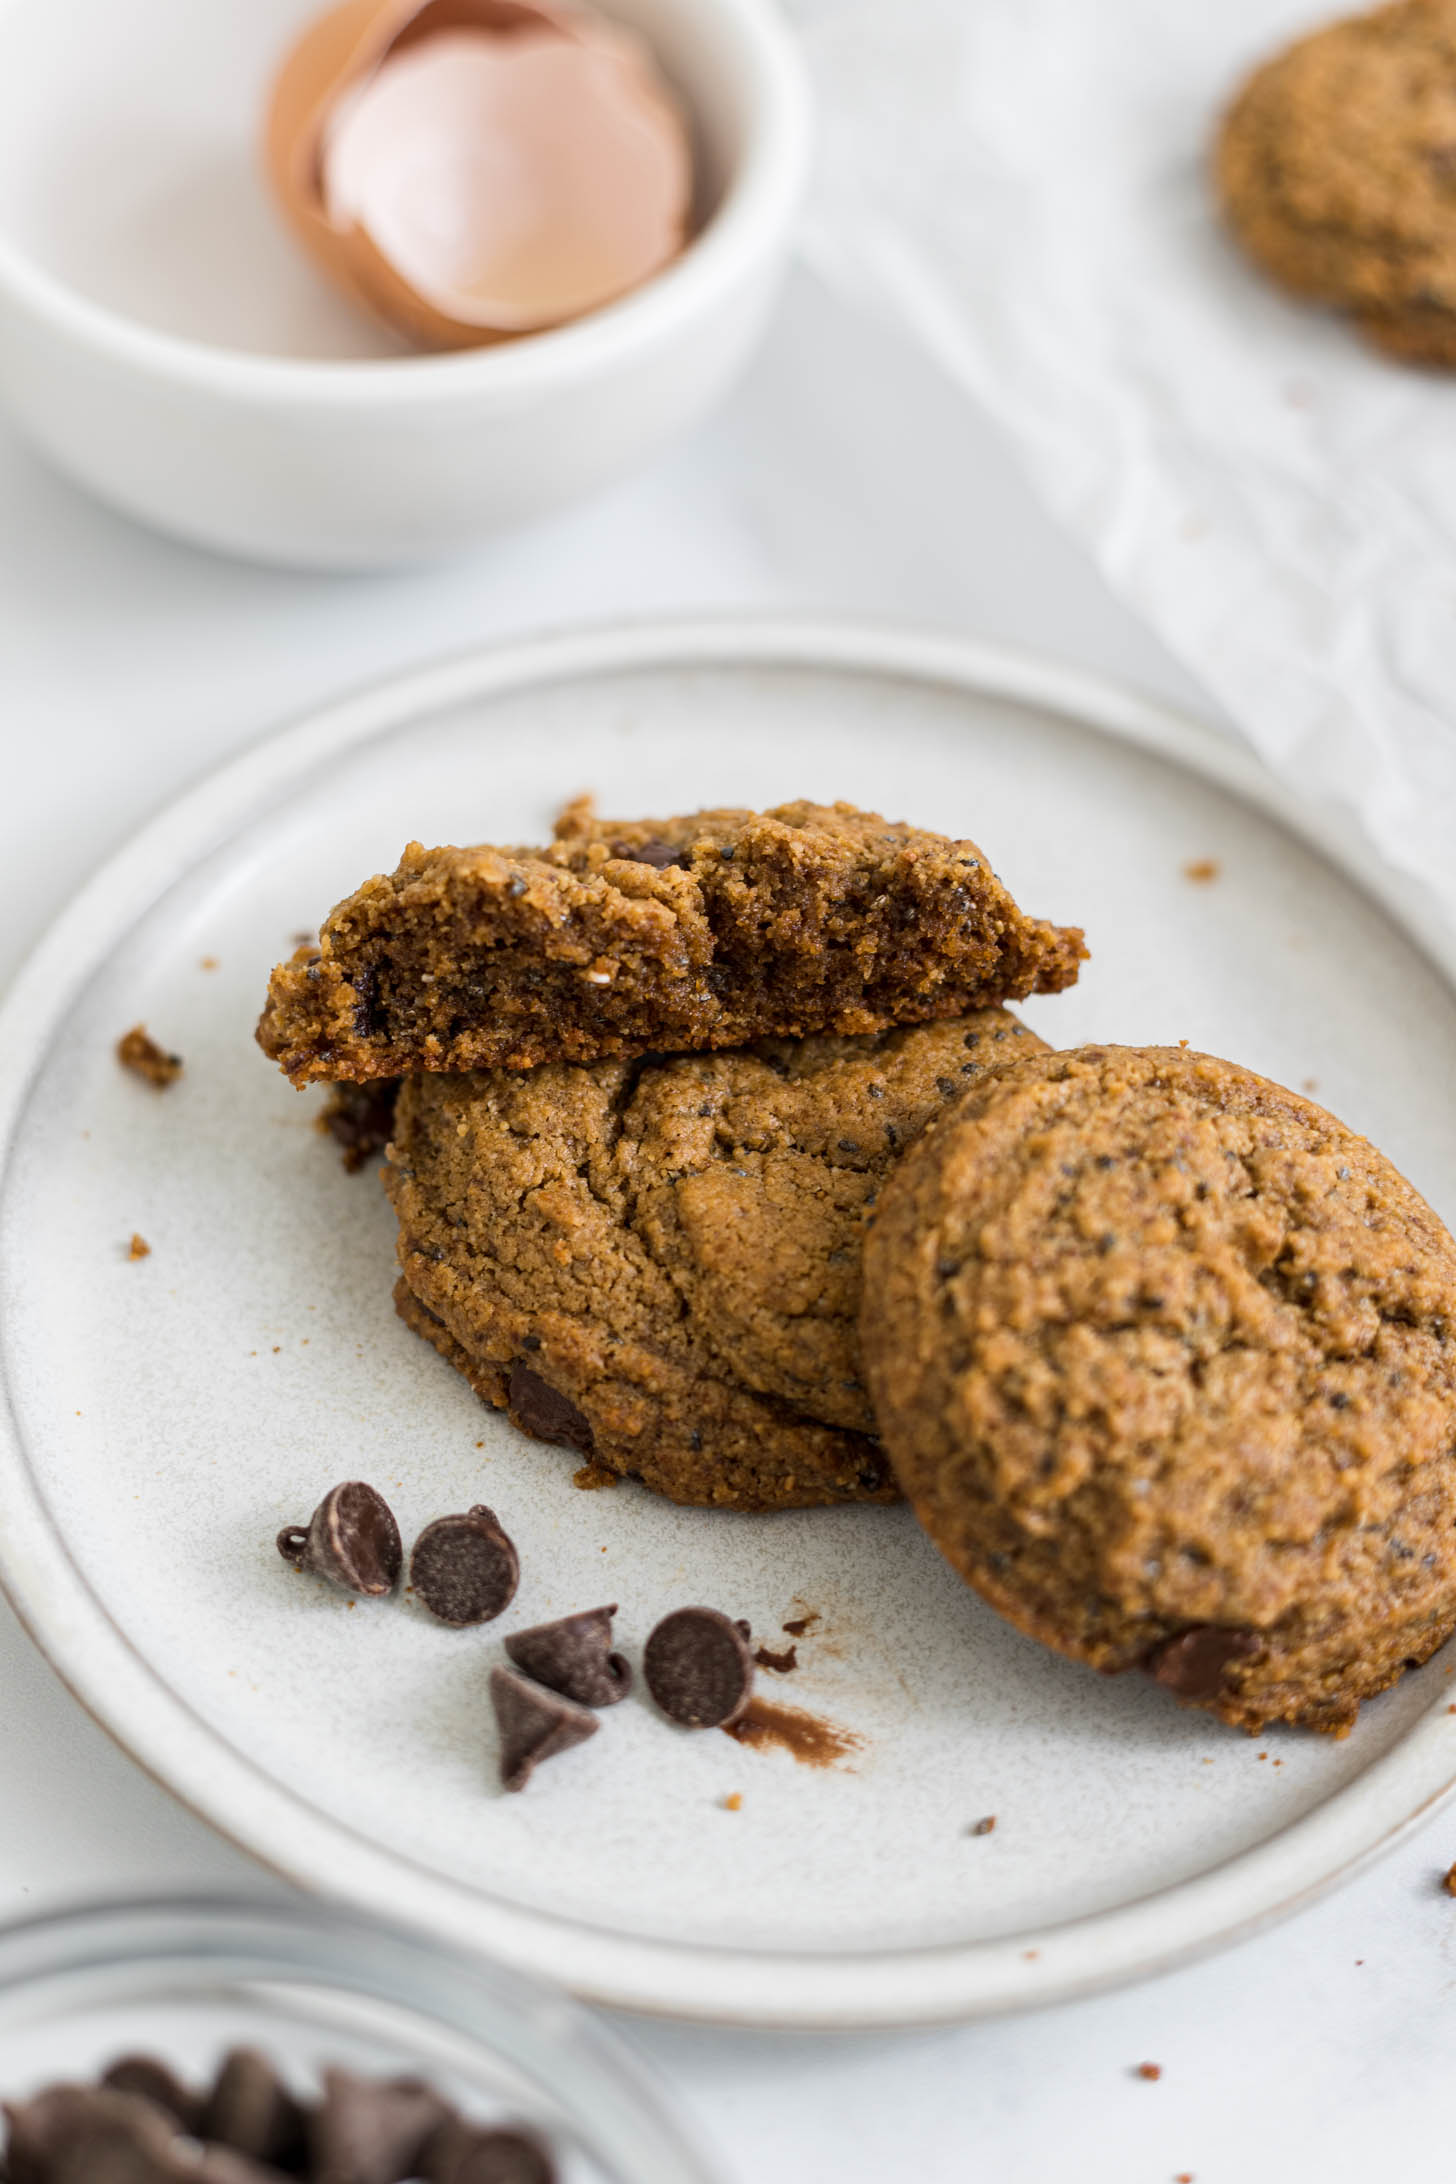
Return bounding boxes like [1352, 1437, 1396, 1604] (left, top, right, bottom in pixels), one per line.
[861, 1044, 1456, 1732]
[257, 798, 1084, 1086]
[384, 1010, 1044, 1509]
[1218, 0, 1456, 364]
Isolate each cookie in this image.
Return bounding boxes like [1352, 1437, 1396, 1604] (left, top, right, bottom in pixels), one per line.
[258, 798, 1084, 1086]
[385, 1010, 1045, 1510]
[1217, 0, 1456, 363]
[861, 1044, 1456, 1732]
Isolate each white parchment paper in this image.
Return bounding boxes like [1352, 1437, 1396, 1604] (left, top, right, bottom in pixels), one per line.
[787, 0, 1456, 922]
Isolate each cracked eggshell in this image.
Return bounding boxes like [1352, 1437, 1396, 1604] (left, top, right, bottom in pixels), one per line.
[264, 0, 691, 350]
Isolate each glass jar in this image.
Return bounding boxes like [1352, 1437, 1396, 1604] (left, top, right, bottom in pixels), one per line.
[0, 1895, 716, 2183]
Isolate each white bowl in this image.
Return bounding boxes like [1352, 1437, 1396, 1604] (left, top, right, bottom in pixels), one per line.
[0, 0, 809, 568]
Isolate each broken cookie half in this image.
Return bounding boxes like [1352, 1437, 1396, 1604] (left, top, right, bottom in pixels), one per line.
[257, 799, 1086, 1085]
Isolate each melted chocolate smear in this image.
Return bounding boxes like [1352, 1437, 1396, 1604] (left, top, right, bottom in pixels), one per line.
[277, 1481, 402, 1597]
[490, 1665, 598, 1791]
[644, 1607, 755, 1728]
[504, 1606, 631, 1706]
[508, 1363, 595, 1456]
[753, 1644, 798, 1673]
[781, 1611, 820, 1638]
[722, 1699, 862, 1769]
[348, 963, 387, 1041]
[320, 1079, 400, 1172]
[608, 839, 690, 870]
[1146, 1624, 1261, 1701]
[410, 1507, 519, 1627]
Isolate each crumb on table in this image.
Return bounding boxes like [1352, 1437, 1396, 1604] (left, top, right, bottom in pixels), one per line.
[722, 1793, 743, 1812]
[1136, 2062, 1163, 2082]
[127, 1233, 151, 1262]
[1442, 1862, 1456, 1897]
[116, 1025, 182, 1089]
[573, 1462, 619, 1491]
[754, 1644, 798, 1673]
[969, 1814, 996, 1836]
[1182, 858, 1220, 884]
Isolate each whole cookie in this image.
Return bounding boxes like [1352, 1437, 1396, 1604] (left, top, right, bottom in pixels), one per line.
[861, 1045, 1456, 1731]
[1218, 0, 1456, 363]
[385, 1010, 1045, 1510]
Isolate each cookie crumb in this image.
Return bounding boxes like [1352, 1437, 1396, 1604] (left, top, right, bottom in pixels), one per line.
[1021, 1949, 1039, 1962]
[573, 1462, 619, 1491]
[754, 1644, 798, 1673]
[1442, 1863, 1456, 1897]
[1182, 858, 1220, 884]
[127, 1233, 151, 1262]
[722, 1793, 743, 1812]
[969, 1814, 997, 1836]
[116, 1025, 182, 1089]
[200, 955, 219, 971]
[320, 1079, 400, 1172]
[1136, 2063, 1163, 2082]
[1302, 1077, 1319, 1094]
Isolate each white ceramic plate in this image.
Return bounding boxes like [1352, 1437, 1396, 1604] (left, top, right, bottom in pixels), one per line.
[2, 617, 1456, 2030]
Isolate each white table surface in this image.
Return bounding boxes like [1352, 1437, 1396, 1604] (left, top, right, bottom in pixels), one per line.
[2, 265, 1454, 2184]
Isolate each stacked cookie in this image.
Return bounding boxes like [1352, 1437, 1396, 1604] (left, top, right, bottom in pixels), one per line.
[258, 797, 1084, 1511]
[260, 799, 1456, 1734]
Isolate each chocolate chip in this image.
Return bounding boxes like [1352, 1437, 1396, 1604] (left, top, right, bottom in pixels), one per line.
[310, 2069, 452, 2184]
[643, 1607, 755, 1728]
[320, 1080, 400, 1172]
[504, 1605, 631, 1706]
[349, 965, 386, 1041]
[507, 1363, 594, 1456]
[1145, 1625, 1261, 1701]
[411, 1508, 519, 1626]
[196, 2153, 292, 2183]
[99, 2059, 201, 2134]
[608, 838, 689, 871]
[6, 2087, 184, 2184]
[201, 2049, 308, 2170]
[421, 2120, 557, 2184]
[276, 1482, 402, 1597]
[490, 1665, 599, 1791]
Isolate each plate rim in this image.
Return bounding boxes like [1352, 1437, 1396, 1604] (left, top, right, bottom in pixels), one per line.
[3, 610, 1456, 2029]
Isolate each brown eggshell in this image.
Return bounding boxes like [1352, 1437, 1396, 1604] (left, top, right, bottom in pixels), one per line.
[264, 0, 599, 343]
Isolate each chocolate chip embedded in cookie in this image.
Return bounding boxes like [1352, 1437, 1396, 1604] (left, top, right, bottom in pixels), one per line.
[257, 799, 1085, 1085]
[384, 1011, 1044, 1510]
[1217, 0, 1456, 365]
[861, 1044, 1456, 1733]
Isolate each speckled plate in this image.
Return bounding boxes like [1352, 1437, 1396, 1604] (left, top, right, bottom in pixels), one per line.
[2, 617, 1455, 2028]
